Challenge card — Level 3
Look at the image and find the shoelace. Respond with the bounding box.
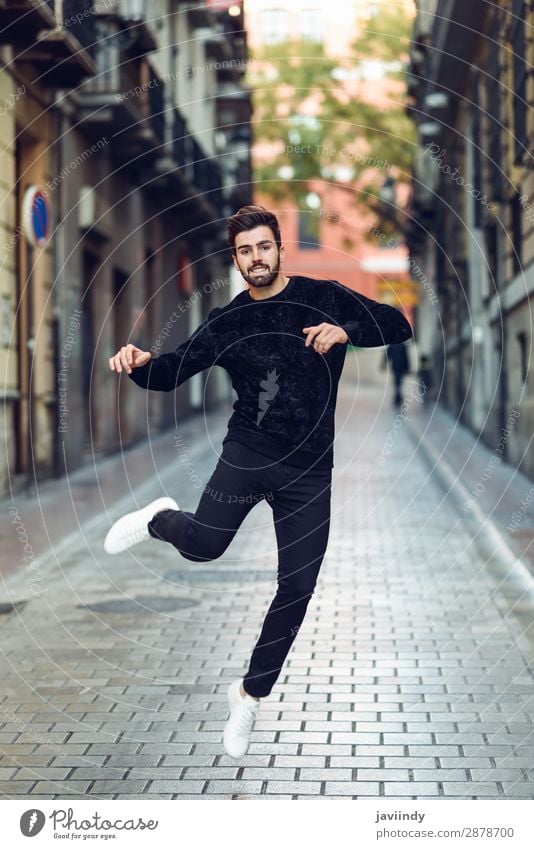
[128,517,150,544]
[235,700,259,735]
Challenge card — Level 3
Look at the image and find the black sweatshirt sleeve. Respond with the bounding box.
[330,279,413,347]
[127,309,219,392]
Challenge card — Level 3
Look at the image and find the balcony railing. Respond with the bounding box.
[171,110,224,214]
[1,0,98,85]
[62,0,98,61]
[79,24,140,98]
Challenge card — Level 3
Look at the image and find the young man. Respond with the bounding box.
[105,204,413,758]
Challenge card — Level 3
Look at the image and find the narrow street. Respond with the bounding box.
[1,372,534,800]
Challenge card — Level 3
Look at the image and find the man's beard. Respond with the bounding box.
[241,256,280,288]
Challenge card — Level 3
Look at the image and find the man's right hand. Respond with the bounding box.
[108,344,152,375]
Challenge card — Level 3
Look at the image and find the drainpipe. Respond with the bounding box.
[497,227,509,459]
[51,91,64,478]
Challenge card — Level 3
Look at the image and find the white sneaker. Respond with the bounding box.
[223,679,260,759]
[103,496,179,554]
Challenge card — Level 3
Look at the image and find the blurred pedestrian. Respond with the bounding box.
[382,340,410,407]
[418,353,433,405]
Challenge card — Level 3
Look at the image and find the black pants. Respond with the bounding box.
[147,439,332,698]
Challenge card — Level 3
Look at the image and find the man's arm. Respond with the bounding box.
[332,280,413,347]
[127,309,219,392]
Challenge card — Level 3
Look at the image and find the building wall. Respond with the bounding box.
[408,0,534,477]
[1,0,250,498]
[0,63,21,495]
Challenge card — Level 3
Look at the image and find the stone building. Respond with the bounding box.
[0,0,252,495]
[406,0,534,475]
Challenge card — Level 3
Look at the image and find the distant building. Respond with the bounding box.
[244,0,416,382]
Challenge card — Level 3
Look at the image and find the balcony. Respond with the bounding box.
[8,0,98,87]
[206,1,247,79]
[141,107,225,228]
[0,0,56,41]
[75,26,165,168]
[217,87,252,133]
[91,0,158,55]
[187,3,214,30]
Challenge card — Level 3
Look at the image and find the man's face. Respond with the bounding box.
[232,225,284,288]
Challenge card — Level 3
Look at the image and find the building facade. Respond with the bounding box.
[407,0,534,476]
[0,0,252,496]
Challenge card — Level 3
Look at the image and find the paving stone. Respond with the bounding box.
[160,754,216,767]
[0,781,36,795]
[182,767,239,779]
[104,755,160,767]
[11,767,72,780]
[31,781,92,794]
[330,733,381,744]
[67,768,128,780]
[356,769,412,781]
[204,780,262,794]
[299,769,352,781]
[441,783,501,797]
[147,780,205,793]
[278,732,328,743]
[500,784,534,798]
[0,767,17,778]
[241,767,296,780]
[264,781,321,794]
[383,782,441,796]
[90,780,149,793]
[271,755,323,767]
[413,769,469,781]
[325,782,379,795]
[330,757,380,768]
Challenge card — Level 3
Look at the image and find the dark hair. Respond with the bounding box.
[227,204,281,254]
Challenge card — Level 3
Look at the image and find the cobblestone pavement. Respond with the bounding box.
[1,373,534,800]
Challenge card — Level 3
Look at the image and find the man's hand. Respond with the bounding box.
[108,344,151,375]
[302,323,349,354]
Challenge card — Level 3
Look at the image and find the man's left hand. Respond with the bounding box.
[302,323,349,354]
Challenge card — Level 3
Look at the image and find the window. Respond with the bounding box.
[299,9,322,43]
[261,9,289,45]
[298,207,321,249]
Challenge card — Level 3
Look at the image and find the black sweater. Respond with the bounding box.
[128,275,413,469]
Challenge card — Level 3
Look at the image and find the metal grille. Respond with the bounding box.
[62,0,98,60]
